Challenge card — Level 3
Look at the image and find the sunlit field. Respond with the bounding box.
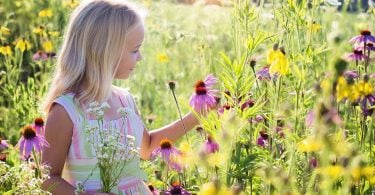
[1,0,375,194]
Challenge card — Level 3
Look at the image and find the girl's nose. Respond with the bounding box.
[137,52,142,61]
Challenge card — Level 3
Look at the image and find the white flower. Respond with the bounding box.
[117,107,129,117]
[101,102,110,110]
[126,135,135,141]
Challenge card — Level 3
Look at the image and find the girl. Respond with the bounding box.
[41,0,201,194]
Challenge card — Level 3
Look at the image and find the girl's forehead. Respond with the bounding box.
[127,24,144,46]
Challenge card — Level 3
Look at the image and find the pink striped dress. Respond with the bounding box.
[53,87,150,194]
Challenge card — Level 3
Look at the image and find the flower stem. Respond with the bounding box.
[170,88,190,145]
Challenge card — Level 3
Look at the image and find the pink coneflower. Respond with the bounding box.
[33,117,45,135]
[151,138,182,172]
[310,156,318,168]
[0,139,8,152]
[343,70,359,79]
[204,136,219,154]
[344,49,368,61]
[349,30,375,44]
[32,50,48,61]
[164,181,190,195]
[256,66,271,81]
[355,42,375,52]
[17,125,49,159]
[241,99,255,111]
[189,75,218,111]
[360,95,375,117]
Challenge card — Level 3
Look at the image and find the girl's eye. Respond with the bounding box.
[132,50,139,54]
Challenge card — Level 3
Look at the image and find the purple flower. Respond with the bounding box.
[151,138,182,172]
[310,156,318,168]
[344,50,368,61]
[256,66,271,81]
[349,30,375,44]
[17,125,49,159]
[257,130,268,147]
[164,182,190,195]
[189,75,218,111]
[32,50,48,61]
[241,99,255,111]
[360,95,375,117]
[355,42,375,52]
[305,110,315,128]
[343,70,359,79]
[0,139,9,152]
[33,117,45,135]
[204,136,219,154]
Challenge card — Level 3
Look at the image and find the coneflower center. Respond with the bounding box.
[22,125,36,139]
[160,139,172,149]
[34,118,44,126]
[195,86,207,95]
[194,80,205,88]
[360,30,371,36]
[353,50,363,55]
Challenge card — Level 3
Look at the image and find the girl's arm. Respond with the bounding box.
[140,111,199,160]
[41,104,76,194]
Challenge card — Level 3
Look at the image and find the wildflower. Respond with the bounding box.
[0,139,8,152]
[38,9,53,18]
[305,110,315,128]
[156,53,169,63]
[0,44,12,56]
[310,156,318,168]
[32,51,48,61]
[267,44,289,76]
[48,31,60,37]
[189,74,218,111]
[164,181,190,195]
[256,66,272,81]
[151,138,182,171]
[168,80,176,91]
[360,94,375,117]
[0,26,10,35]
[32,26,47,37]
[17,125,49,159]
[336,76,351,101]
[15,38,31,52]
[344,49,368,61]
[349,30,375,44]
[343,70,359,79]
[240,99,255,111]
[309,21,321,33]
[203,135,219,154]
[297,138,322,152]
[33,118,45,135]
[325,165,344,178]
[42,40,53,52]
[355,42,375,52]
[198,181,232,195]
[257,130,268,147]
[63,0,80,9]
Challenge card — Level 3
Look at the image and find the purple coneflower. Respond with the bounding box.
[256,66,272,81]
[33,117,45,135]
[349,30,375,44]
[310,156,318,168]
[0,139,8,161]
[355,42,375,52]
[151,138,182,172]
[204,136,219,154]
[343,70,359,79]
[189,75,218,111]
[344,49,368,61]
[164,182,190,195]
[241,99,255,111]
[32,50,48,61]
[17,125,49,159]
[360,94,375,117]
[148,184,160,195]
[257,130,268,147]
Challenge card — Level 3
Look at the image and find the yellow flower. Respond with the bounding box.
[351,167,361,181]
[297,138,322,152]
[0,45,12,56]
[48,31,60,37]
[0,27,10,36]
[356,80,373,96]
[309,21,321,33]
[198,182,233,195]
[336,76,350,101]
[33,26,47,37]
[38,9,53,18]
[326,165,344,178]
[43,40,53,52]
[15,38,31,52]
[63,0,79,9]
[156,53,169,63]
[267,48,289,75]
[207,152,226,167]
[361,166,375,179]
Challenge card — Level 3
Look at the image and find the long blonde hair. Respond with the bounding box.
[42,0,143,114]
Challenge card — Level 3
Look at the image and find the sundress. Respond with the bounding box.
[53,87,150,194]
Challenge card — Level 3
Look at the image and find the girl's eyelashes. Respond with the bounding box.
[132,50,139,54]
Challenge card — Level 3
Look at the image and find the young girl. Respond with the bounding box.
[41,0,201,194]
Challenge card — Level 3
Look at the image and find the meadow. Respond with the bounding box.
[0,0,375,194]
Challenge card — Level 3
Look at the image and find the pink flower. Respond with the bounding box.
[17,125,49,159]
[189,75,218,111]
[349,30,375,44]
[32,50,48,61]
[204,136,219,154]
[32,117,45,135]
[164,182,190,195]
[344,49,368,61]
[256,66,272,81]
[151,138,182,172]
[343,70,359,79]
[257,130,268,147]
[0,139,9,152]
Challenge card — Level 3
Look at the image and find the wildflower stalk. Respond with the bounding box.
[168,82,190,145]
[31,149,41,179]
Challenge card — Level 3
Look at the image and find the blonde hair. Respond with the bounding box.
[42,0,143,114]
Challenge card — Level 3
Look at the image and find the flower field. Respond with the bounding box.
[1,0,375,194]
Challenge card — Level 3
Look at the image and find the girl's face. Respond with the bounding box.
[115,23,144,79]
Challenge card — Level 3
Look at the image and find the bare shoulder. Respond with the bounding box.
[45,103,73,135]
